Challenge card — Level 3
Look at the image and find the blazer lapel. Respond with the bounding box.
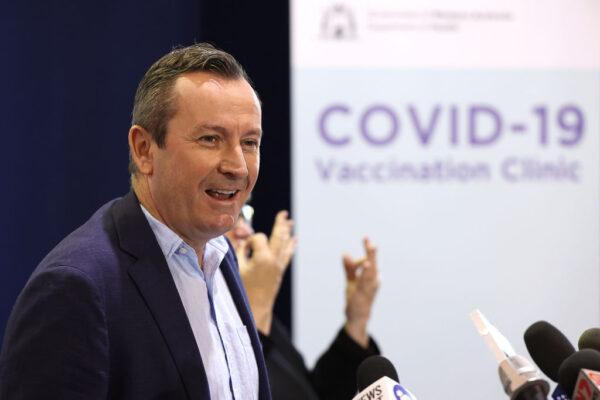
[220,247,272,400]
[111,192,209,400]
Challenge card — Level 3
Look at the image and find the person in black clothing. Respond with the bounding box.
[225,207,381,400]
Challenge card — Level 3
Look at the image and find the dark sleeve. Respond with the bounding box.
[258,331,273,355]
[259,320,320,400]
[0,265,109,399]
[311,327,380,400]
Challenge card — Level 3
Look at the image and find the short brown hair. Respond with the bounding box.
[129,43,251,174]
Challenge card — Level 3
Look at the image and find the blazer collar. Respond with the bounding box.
[110,191,210,400]
[111,192,272,400]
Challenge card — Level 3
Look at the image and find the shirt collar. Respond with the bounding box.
[141,205,184,259]
[140,205,229,275]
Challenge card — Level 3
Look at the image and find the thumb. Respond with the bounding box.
[343,254,357,280]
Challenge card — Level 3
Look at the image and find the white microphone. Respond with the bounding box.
[353,355,417,400]
[352,376,416,400]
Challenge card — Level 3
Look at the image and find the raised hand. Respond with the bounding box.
[237,210,296,334]
[343,237,380,348]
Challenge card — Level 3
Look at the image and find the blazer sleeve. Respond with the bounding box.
[310,327,380,400]
[0,265,109,400]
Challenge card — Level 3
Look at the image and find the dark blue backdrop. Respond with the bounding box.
[0,0,291,342]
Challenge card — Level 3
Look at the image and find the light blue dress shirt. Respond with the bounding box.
[141,206,258,400]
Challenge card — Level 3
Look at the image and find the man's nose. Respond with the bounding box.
[218,144,248,179]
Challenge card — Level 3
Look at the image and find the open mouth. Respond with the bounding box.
[206,189,239,200]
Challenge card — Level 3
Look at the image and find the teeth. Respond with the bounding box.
[212,190,236,195]
[206,189,237,200]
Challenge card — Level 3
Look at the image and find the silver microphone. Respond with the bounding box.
[470,309,549,400]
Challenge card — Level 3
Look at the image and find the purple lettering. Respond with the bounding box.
[360,105,399,146]
[469,105,502,146]
[532,106,548,146]
[557,105,585,147]
[501,157,518,182]
[408,105,441,145]
[315,159,336,181]
[319,104,352,146]
[450,105,459,146]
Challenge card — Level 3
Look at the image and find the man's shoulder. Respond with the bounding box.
[37,196,126,279]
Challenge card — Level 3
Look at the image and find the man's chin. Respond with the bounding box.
[201,214,237,239]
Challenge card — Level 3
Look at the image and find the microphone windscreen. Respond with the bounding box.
[524,320,575,382]
[356,355,399,392]
[579,328,600,351]
[557,349,600,395]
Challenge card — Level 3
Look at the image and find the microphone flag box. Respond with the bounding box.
[573,369,600,400]
[551,385,570,400]
[352,376,417,400]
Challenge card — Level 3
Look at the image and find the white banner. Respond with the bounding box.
[292,1,600,398]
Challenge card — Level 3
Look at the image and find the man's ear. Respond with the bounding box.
[128,125,155,175]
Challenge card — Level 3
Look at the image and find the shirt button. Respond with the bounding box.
[178,247,187,255]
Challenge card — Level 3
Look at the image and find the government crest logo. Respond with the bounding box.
[321,4,357,40]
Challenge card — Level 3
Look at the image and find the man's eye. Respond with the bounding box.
[242,139,260,149]
[199,135,218,144]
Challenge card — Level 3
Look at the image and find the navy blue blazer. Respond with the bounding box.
[0,192,271,400]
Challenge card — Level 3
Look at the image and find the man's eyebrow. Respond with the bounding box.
[194,124,228,135]
[194,123,262,137]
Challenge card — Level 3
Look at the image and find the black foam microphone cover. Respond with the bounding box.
[579,328,600,351]
[557,349,600,395]
[356,355,399,392]
[524,320,575,382]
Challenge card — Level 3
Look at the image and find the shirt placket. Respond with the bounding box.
[202,250,238,400]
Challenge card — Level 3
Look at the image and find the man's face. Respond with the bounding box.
[147,71,262,244]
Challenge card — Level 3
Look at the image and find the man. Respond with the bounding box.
[226,208,381,400]
[0,44,270,400]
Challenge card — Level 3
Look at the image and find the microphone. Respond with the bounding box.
[523,321,575,399]
[498,354,551,400]
[470,309,550,400]
[524,321,576,382]
[571,369,600,400]
[356,355,399,391]
[579,328,600,352]
[353,355,417,400]
[558,349,600,396]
